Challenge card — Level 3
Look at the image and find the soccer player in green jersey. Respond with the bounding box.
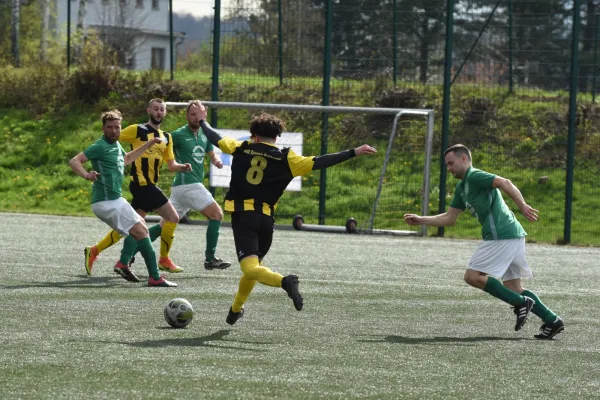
[68,110,177,287]
[197,104,377,325]
[84,99,192,280]
[168,100,231,270]
[404,144,564,339]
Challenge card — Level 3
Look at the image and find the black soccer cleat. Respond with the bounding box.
[204,257,232,270]
[534,317,565,340]
[282,274,303,311]
[513,296,535,331]
[226,307,244,325]
[113,261,141,283]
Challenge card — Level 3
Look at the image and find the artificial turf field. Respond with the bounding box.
[1,212,599,399]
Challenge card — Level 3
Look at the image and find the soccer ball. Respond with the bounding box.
[164,298,194,329]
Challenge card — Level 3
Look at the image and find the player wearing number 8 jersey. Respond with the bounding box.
[197,107,377,325]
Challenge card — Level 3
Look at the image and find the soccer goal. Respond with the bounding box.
[165,101,435,236]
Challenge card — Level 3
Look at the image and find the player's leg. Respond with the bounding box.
[201,202,231,269]
[466,239,534,330]
[256,213,303,311]
[140,184,182,273]
[181,183,231,270]
[128,221,176,287]
[502,240,564,339]
[84,229,122,275]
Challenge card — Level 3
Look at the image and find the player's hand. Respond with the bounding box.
[520,204,539,222]
[404,214,422,225]
[213,159,223,169]
[86,171,100,182]
[355,144,377,156]
[181,163,193,172]
[148,137,163,147]
[198,101,208,120]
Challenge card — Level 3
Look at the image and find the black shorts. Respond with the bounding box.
[129,181,169,213]
[231,211,274,261]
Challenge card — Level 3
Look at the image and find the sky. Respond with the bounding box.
[173,0,232,18]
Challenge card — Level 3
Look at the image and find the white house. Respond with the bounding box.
[54,0,185,71]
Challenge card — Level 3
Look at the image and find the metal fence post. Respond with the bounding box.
[508,0,513,93]
[211,0,221,128]
[278,0,283,85]
[438,0,454,237]
[319,0,333,225]
[67,0,71,71]
[169,0,174,80]
[393,0,398,86]
[564,0,581,244]
[593,12,599,103]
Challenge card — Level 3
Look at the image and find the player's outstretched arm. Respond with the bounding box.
[166,159,193,173]
[404,207,462,227]
[492,176,539,222]
[69,153,100,181]
[124,137,162,165]
[311,144,377,170]
[199,120,223,147]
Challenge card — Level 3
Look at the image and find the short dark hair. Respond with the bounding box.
[249,113,285,139]
[444,144,472,161]
[101,109,122,126]
[186,100,202,113]
[148,98,165,107]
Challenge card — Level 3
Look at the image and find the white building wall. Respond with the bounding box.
[55,0,169,31]
[135,36,172,71]
[54,0,175,71]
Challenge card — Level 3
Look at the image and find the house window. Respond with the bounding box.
[152,0,159,10]
[151,48,165,70]
[136,0,143,8]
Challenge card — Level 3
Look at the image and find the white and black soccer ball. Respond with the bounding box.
[164,298,194,329]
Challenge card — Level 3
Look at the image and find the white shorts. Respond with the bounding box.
[170,183,215,218]
[468,237,532,281]
[91,198,143,237]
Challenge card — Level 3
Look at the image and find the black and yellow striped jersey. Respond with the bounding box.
[217,138,315,216]
[119,123,174,186]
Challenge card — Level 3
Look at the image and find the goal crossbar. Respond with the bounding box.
[166,101,435,236]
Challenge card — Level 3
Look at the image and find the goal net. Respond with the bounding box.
[164,101,434,236]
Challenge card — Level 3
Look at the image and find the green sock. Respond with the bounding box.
[126,224,163,262]
[521,289,558,323]
[119,235,138,265]
[137,237,160,280]
[148,224,163,242]
[483,277,525,306]
[205,219,221,261]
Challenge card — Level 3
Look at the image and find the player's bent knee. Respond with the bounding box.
[463,270,480,287]
[129,223,149,240]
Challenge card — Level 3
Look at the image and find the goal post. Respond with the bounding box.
[165,101,435,236]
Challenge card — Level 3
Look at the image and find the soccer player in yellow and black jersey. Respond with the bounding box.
[197,105,377,325]
[84,99,192,282]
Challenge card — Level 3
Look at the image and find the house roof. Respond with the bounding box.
[89,25,186,39]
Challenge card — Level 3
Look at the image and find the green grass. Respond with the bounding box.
[1,212,598,399]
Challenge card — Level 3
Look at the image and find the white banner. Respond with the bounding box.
[209,130,304,191]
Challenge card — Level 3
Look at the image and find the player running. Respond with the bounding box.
[404,144,564,339]
[197,104,377,325]
[69,109,176,287]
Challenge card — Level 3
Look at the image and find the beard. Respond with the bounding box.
[188,121,200,130]
[150,116,163,125]
[104,134,118,143]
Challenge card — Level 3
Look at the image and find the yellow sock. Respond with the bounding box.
[240,257,283,288]
[160,221,177,258]
[95,229,122,254]
[232,275,257,312]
